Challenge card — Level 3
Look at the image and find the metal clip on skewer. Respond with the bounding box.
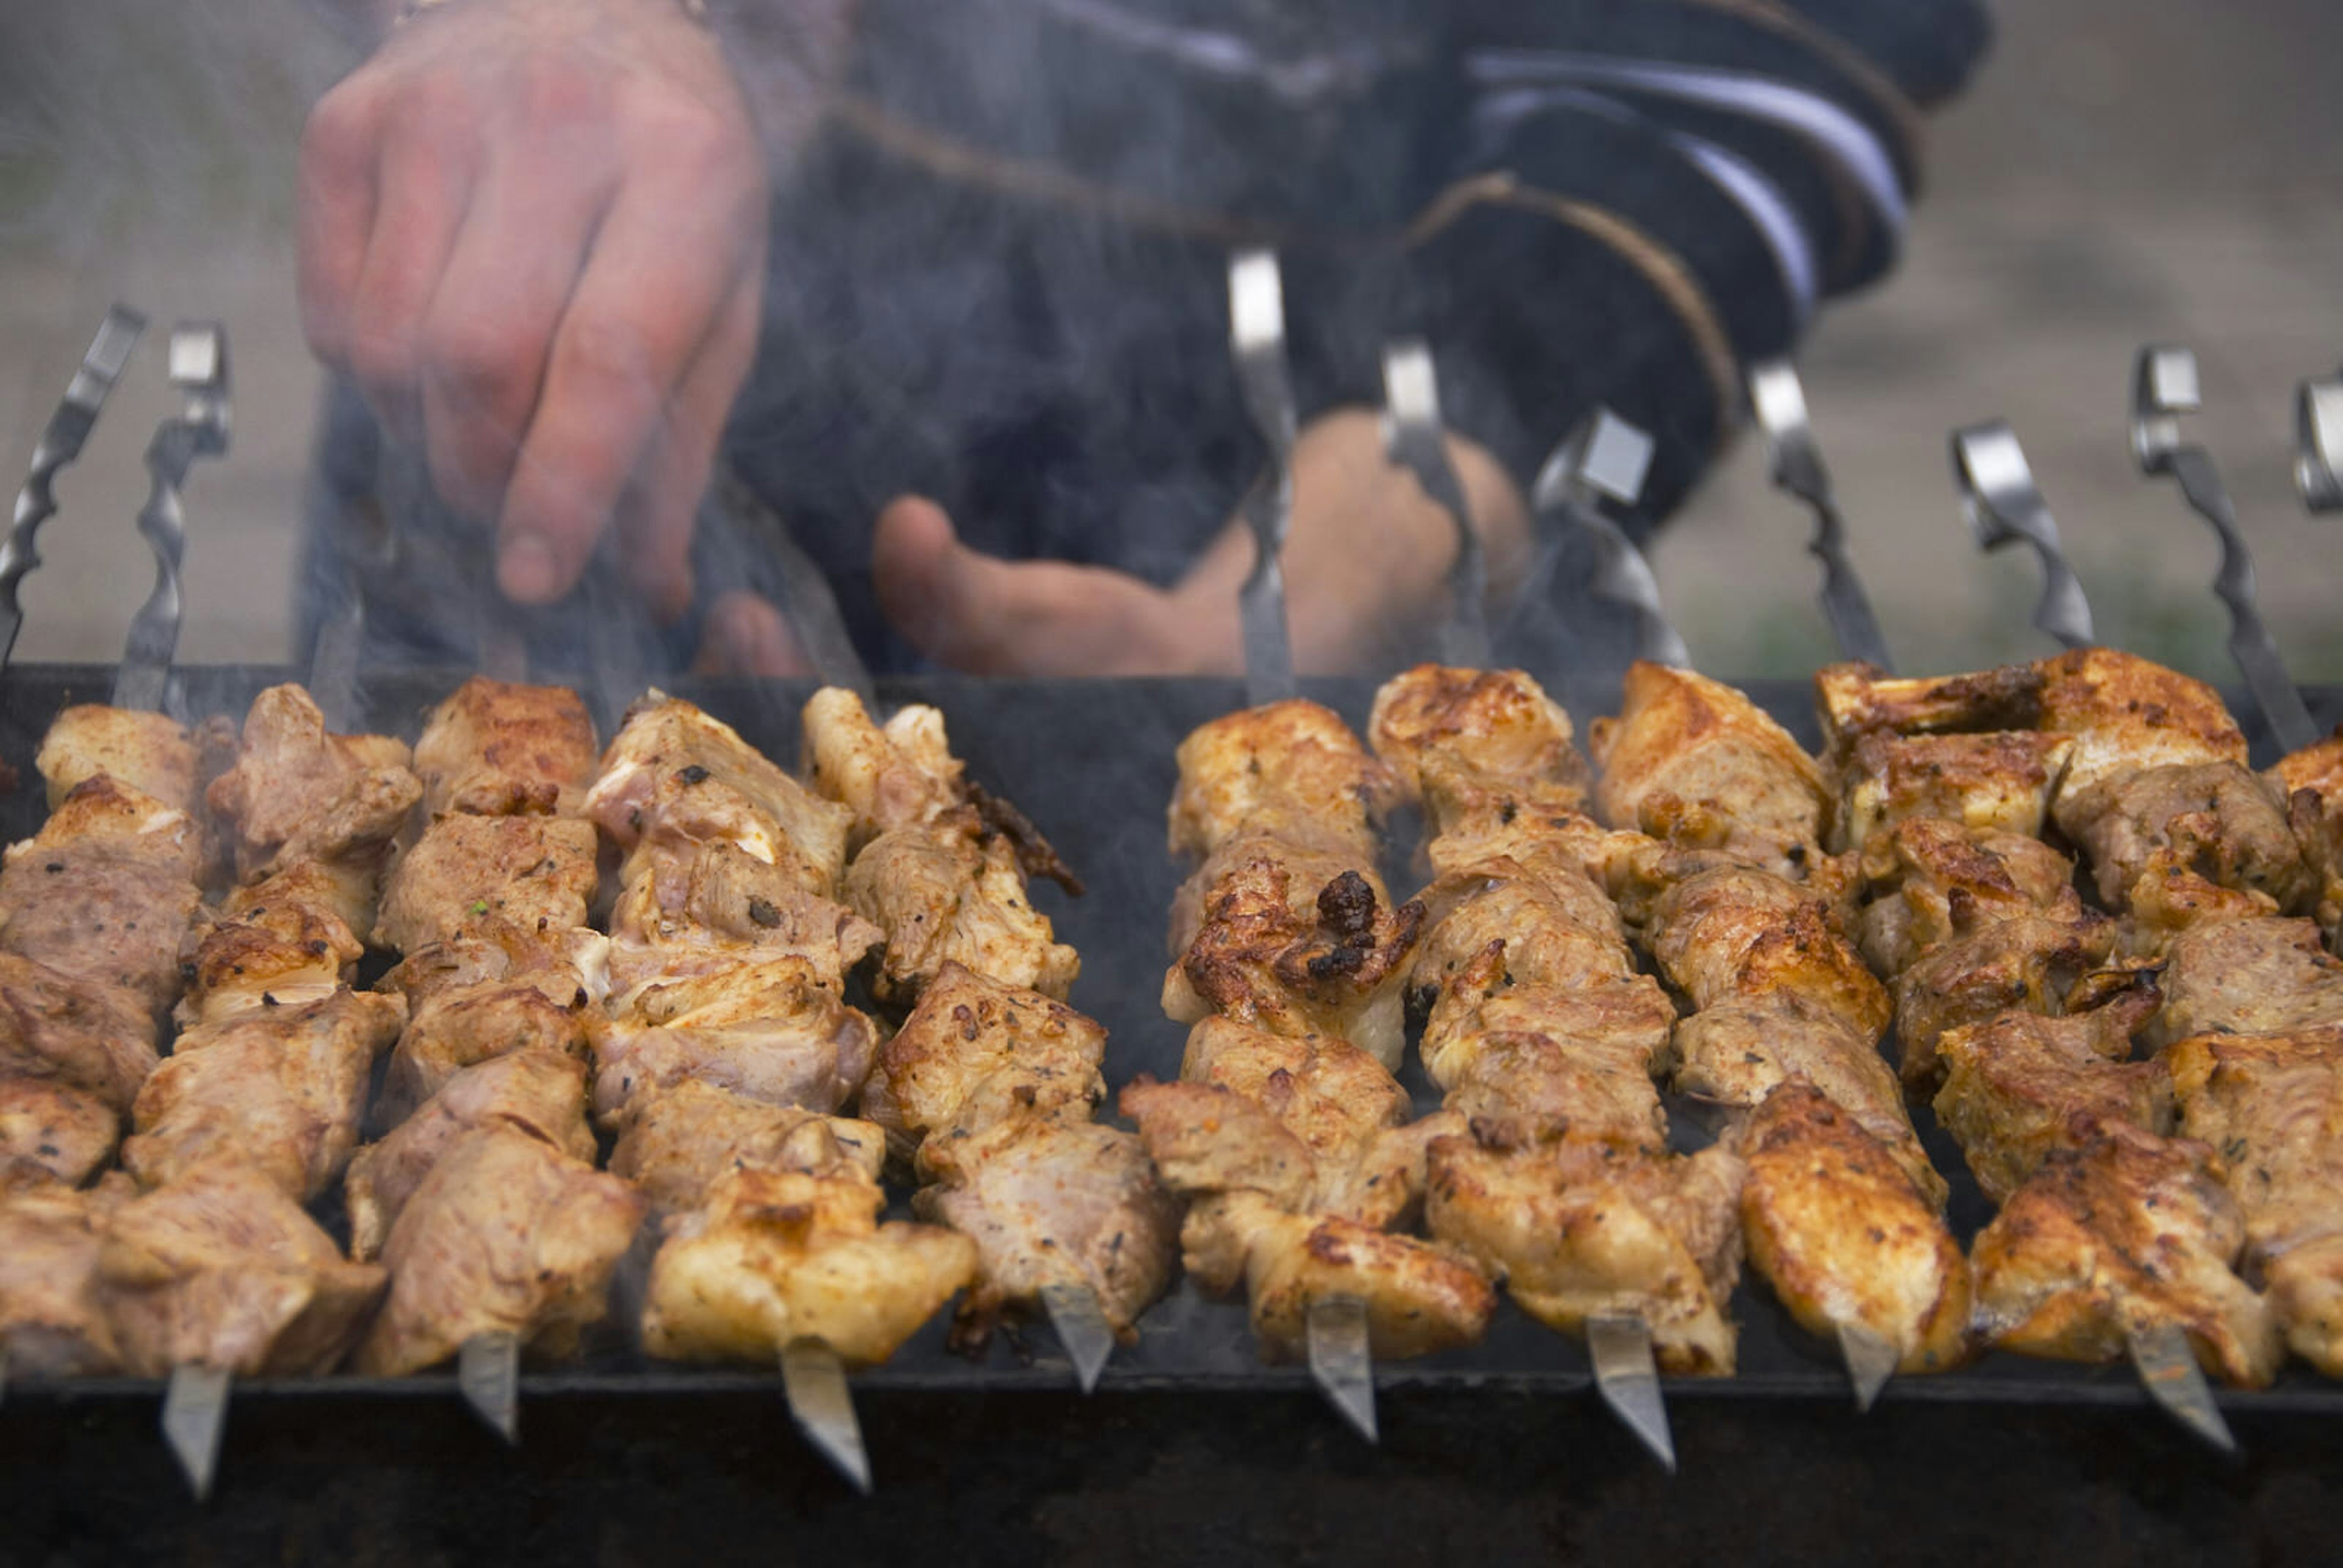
[2131,345,2318,753]
[1747,360,1895,672]
[2297,369,2343,515]
[1229,250,1298,706]
[1527,408,1686,670]
[114,323,229,716]
[1380,340,1489,668]
[1,306,147,672]
[1950,421,2094,651]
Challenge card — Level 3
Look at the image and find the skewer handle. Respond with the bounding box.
[1527,410,1686,669]
[2297,372,2343,514]
[1747,360,1895,671]
[1950,420,2095,650]
[113,323,230,714]
[1229,250,1298,705]
[1380,340,1490,668]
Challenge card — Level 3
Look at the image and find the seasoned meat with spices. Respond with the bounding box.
[1933,998,2170,1204]
[373,813,599,953]
[610,1079,885,1213]
[846,811,1078,1009]
[800,687,964,849]
[1167,699,1399,862]
[412,675,597,818]
[0,1176,131,1374]
[592,958,879,1126]
[863,962,1106,1164]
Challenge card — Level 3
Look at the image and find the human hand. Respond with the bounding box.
[298,0,768,619]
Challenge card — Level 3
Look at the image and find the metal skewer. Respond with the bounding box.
[1380,340,1489,668]
[2297,370,2342,515]
[781,1337,871,1493]
[1747,360,1895,671]
[1525,408,1686,669]
[1836,1320,1900,1414]
[2130,344,2318,753]
[1306,1295,1377,1443]
[113,323,229,715]
[0,305,145,672]
[1950,420,2095,650]
[1228,250,1298,706]
[2127,1321,2237,1456]
[458,1330,522,1445]
[163,1362,232,1501]
[1041,1281,1118,1395]
[1587,1311,1675,1472]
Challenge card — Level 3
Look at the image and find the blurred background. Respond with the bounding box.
[0,0,2337,679]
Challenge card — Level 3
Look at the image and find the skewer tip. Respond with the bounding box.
[1040,1282,1117,1395]
[781,1338,872,1494]
[2126,1323,2239,1458]
[1305,1295,1378,1445]
[1835,1320,1899,1414]
[162,1363,232,1503]
[458,1331,522,1446]
[1588,1312,1676,1473]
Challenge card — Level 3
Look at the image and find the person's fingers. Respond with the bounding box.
[691,589,814,678]
[417,131,610,523]
[295,78,383,369]
[495,116,760,605]
[344,102,478,448]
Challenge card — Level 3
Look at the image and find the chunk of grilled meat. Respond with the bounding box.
[1969,1116,2280,1387]
[355,1123,646,1375]
[0,1077,120,1190]
[345,1047,597,1260]
[1588,662,1829,877]
[863,962,1107,1167]
[1738,1082,1972,1373]
[2032,648,2248,828]
[1854,816,2088,977]
[376,928,600,1123]
[1426,1127,1744,1374]
[2169,1029,2343,1376]
[123,988,405,1201]
[605,840,880,995]
[99,1162,386,1377]
[592,958,879,1127]
[800,687,965,850]
[1367,665,1591,835]
[846,810,1078,1009]
[1814,660,2048,757]
[585,692,852,899]
[2067,761,2312,914]
[610,1079,885,1213]
[2273,726,2343,804]
[206,684,420,919]
[35,705,209,819]
[1892,913,2116,1090]
[1641,861,1891,1042]
[1932,993,2170,1205]
[2292,788,2343,950]
[0,1175,131,1373]
[175,861,367,1026]
[373,813,599,953]
[0,951,159,1113]
[1407,857,1636,1003]
[1832,729,2075,854]
[2150,916,2343,1047]
[411,675,599,818]
[641,1165,977,1368]
[0,775,206,1018]
[1168,700,1400,864]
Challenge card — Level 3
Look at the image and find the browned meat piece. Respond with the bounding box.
[1420,798,1647,900]
[1832,729,2075,853]
[206,685,420,913]
[345,1048,596,1259]
[592,958,879,1126]
[378,950,597,1124]
[1164,836,1422,1070]
[1406,858,1635,1003]
[373,813,599,954]
[1854,817,2086,976]
[2066,761,2312,914]
[1934,999,2170,1204]
[916,1112,1181,1347]
[0,1176,130,1373]
[0,777,205,1016]
[585,693,852,898]
[1893,913,2115,1089]
[1672,994,1945,1206]
[2117,863,2280,962]
[99,1163,386,1376]
[355,1124,646,1375]
[2151,916,2343,1046]
[2032,648,2247,824]
[2168,1029,2343,1376]
[800,687,964,849]
[176,861,367,1027]
[1589,662,1829,877]
[1739,1083,1972,1373]
[1167,699,1400,862]
[610,1079,885,1212]
[845,811,1078,1009]
[1644,863,1891,1042]
[606,840,880,995]
[2292,789,2343,949]
[0,1079,120,1189]
[863,963,1106,1163]
[2273,726,2343,804]
[0,951,159,1112]
[1426,1128,1744,1374]
[35,705,205,816]
[1367,665,1591,833]
[641,1165,977,1367]
[411,675,598,818]
[1178,1015,1408,1158]
[124,988,405,1200]
[1971,1117,2278,1386]
[1813,660,2046,756]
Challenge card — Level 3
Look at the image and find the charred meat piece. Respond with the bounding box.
[641,1165,977,1368]
[606,840,880,995]
[2169,1029,2343,1376]
[1589,661,1829,878]
[846,810,1078,1009]
[611,1079,885,1214]
[1643,862,1891,1043]
[1738,1082,1972,1373]
[1407,858,1635,1003]
[0,1079,121,1190]
[1933,998,2170,1205]
[592,958,880,1127]
[1813,660,2047,758]
[2067,761,2312,914]
[99,1162,386,1377]
[1832,728,2074,854]
[373,813,599,953]
[412,675,598,818]
[35,705,209,819]
[0,1176,131,1374]
[2151,916,2343,1046]
[378,938,598,1124]
[0,776,206,1017]
[863,962,1106,1165]
[345,1047,597,1260]
[355,1123,646,1376]
[2273,725,2343,804]
[1167,699,1400,863]
[800,688,965,849]
[0,951,159,1113]
[1969,1116,2280,1387]
[176,861,367,1026]
[1367,664,1591,833]
[1892,913,2115,1090]
[1854,816,2087,977]
[2032,648,2248,827]
[124,988,405,1201]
